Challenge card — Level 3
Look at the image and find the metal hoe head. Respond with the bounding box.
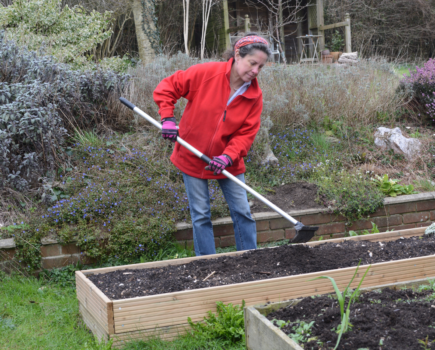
[289,225,319,244]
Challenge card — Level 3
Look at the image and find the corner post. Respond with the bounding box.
[244,14,251,33]
[345,13,352,53]
[316,0,325,50]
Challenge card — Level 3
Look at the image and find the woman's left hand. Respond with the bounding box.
[205,155,233,175]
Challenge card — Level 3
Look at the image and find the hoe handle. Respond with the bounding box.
[119,97,301,228]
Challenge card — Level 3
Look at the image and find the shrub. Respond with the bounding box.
[314,161,385,222]
[0,32,130,194]
[126,54,405,134]
[11,133,229,269]
[401,58,435,124]
[0,0,113,66]
[246,128,342,187]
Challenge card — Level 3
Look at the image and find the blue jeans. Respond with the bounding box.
[182,172,257,256]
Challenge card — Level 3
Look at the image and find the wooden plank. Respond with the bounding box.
[76,277,110,313]
[82,250,248,276]
[79,302,109,342]
[110,324,189,348]
[319,21,348,31]
[307,227,425,246]
[76,271,110,332]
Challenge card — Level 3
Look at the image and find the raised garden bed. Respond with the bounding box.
[245,279,435,350]
[75,226,435,347]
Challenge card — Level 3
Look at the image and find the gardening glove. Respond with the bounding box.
[205,155,233,175]
[161,117,178,142]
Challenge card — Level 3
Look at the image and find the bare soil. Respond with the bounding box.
[88,235,435,300]
[267,287,435,350]
[249,182,325,213]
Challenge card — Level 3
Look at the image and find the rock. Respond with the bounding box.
[425,223,435,236]
[256,115,279,166]
[374,127,422,160]
[0,238,15,249]
[261,149,279,166]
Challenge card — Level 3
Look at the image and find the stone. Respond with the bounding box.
[256,116,279,166]
[425,223,435,236]
[0,238,15,249]
[374,127,422,160]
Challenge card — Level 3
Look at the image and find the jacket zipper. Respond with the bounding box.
[223,110,227,122]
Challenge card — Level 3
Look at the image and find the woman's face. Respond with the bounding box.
[234,49,269,82]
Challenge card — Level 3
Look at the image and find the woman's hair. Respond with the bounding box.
[224,32,271,61]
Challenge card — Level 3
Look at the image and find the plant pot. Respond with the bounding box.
[330,51,343,63]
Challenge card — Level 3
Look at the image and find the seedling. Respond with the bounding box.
[418,335,435,350]
[349,222,380,237]
[310,261,371,350]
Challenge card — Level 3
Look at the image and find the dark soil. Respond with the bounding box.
[267,287,435,350]
[88,235,435,300]
[249,182,325,213]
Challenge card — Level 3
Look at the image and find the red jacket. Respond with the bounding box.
[153,58,263,179]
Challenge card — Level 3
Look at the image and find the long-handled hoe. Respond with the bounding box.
[120,97,318,244]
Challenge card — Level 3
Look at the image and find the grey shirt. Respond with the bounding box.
[227,81,251,106]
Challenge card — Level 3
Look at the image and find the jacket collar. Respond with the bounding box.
[225,58,262,100]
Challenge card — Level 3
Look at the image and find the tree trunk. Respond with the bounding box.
[132,0,156,64]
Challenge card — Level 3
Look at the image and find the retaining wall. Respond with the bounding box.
[1,192,434,271]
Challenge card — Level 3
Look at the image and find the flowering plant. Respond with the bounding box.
[401,58,435,123]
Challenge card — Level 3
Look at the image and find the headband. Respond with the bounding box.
[235,36,269,50]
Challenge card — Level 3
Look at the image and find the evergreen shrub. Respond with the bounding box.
[0,32,130,194]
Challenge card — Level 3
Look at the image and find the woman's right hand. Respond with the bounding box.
[161,117,178,142]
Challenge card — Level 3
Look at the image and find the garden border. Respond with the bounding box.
[75,226,433,348]
[1,192,434,271]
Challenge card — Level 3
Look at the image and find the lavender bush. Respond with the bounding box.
[0,32,130,194]
[126,54,405,130]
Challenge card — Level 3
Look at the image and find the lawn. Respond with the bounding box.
[0,270,247,350]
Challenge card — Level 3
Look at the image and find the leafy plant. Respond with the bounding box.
[310,261,371,350]
[372,174,418,197]
[315,165,385,222]
[188,301,246,344]
[39,262,83,287]
[417,279,435,292]
[289,320,315,344]
[272,318,290,329]
[330,30,344,52]
[349,222,380,237]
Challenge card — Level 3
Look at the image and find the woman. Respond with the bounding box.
[153,33,270,256]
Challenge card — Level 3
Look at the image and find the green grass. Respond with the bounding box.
[0,274,93,350]
[121,336,245,350]
[394,64,416,78]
